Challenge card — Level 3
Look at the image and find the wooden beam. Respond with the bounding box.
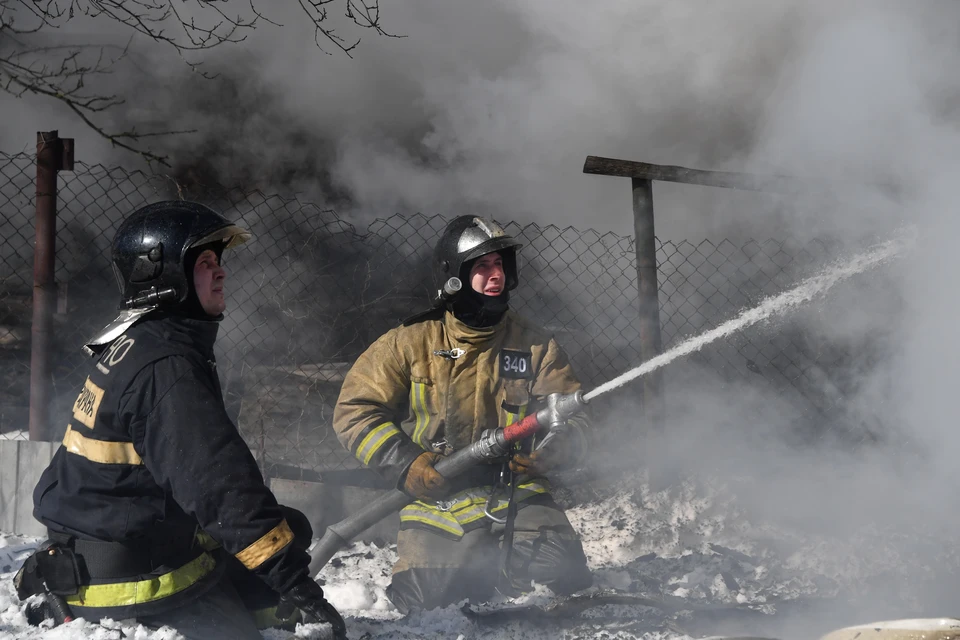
[583,155,803,194]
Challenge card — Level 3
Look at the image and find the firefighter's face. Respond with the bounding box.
[193,249,226,315]
[469,252,505,296]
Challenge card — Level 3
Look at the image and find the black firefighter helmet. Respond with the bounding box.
[432,215,522,303]
[83,201,250,355]
[111,200,250,310]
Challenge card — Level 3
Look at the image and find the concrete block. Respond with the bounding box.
[15,441,57,537]
[0,440,57,536]
[0,440,19,534]
[271,478,399,546]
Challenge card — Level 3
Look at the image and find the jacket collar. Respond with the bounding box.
[143,312,220,354]
[442,309,506,345]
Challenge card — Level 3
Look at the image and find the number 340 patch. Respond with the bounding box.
[500,349,532,379]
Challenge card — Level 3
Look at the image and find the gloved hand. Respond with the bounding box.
[401,451,450,501]
[509,429,582,477]
[280,578,347,639]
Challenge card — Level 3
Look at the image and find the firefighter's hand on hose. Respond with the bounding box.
[280,578,347,639]
[401,451,450,501]
[509,429,582,477]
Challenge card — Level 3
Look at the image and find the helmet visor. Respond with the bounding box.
[191,224,252,250]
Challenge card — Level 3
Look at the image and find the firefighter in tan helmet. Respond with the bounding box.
[334,215,593,612]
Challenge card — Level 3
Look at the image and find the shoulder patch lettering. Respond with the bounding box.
[104,335,135,367]
[73,377,105,429]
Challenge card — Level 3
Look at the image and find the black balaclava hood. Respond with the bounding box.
[450,253,511,328]
[181,241,226,320]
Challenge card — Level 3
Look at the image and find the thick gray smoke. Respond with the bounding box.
[2,1,835,235]
[617,2,960,632]
[7,1,960,635]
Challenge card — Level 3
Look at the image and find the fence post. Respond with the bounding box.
[29,131,74,441]
[631,178,664,427]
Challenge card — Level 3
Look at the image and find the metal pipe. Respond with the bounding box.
[29,132,60,441]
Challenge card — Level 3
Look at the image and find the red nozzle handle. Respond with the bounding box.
[503,413,541,443]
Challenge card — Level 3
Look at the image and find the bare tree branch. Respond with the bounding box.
[296,0,403,58]
[0,0,400,162]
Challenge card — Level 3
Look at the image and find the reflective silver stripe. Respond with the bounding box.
[400,504,464,537]
[456,503,498,526]
[356,422,401,466]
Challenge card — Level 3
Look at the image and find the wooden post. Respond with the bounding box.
[631,178,664,427]
[582,154,817,425]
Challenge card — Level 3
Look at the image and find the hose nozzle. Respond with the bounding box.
[538,390,588,430]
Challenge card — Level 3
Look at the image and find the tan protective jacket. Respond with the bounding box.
[334,309,588,492]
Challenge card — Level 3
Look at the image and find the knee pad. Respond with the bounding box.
[387,567,497,614]
[502,525,592,596]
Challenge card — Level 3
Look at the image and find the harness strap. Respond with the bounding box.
[499,466,520,581]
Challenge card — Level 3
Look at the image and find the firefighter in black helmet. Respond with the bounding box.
[334,215,593,613]
[18,202,346,639]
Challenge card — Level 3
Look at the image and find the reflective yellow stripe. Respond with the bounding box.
[503,404,527,429]
[62,424,143,465]
[410,385,421,446]
[195,531,220,551]
[516,480,549,496]
[399,505,464,537]
[357,422,401,466]
[411,383,431,448]
[64,552,215,608]
[457,504,499,526]
[400,514,464,537]
[400,481,551,533]
[235,520,294,570]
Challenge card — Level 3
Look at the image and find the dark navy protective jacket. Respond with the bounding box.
[33,314,308,614]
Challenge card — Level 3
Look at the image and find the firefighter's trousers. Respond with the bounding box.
[386,498,592,613]
[137,574,263,640]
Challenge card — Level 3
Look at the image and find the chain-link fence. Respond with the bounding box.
[0,151,885,476]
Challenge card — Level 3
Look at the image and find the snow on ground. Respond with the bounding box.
[3,474,960,639]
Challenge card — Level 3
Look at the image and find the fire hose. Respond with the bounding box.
[307,390,588,576]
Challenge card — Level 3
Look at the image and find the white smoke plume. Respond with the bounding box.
[7,1,960,635]
[2,1,834,234]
